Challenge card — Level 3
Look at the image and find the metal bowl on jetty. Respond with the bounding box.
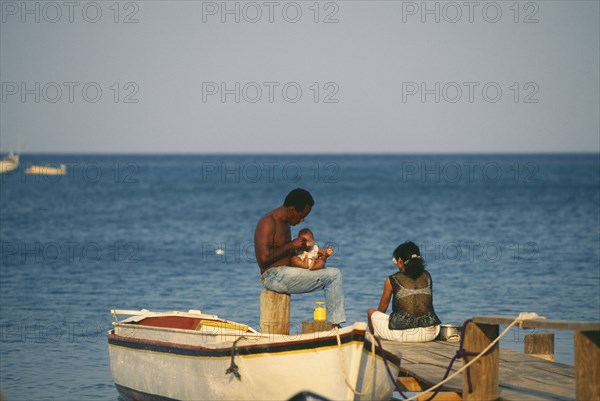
[438,324,462,342]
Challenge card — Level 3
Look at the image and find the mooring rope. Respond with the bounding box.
[372,335,409,400]
[335,330,377,396]
[422,319,480,401]
[398,312,544,401]
[225,336,248,381]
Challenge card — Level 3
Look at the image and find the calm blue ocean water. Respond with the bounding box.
[1,153,599,400]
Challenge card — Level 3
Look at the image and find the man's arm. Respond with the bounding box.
[254,216,304,270]
[290,255,308,269]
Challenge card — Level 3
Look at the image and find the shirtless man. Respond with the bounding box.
[254,188,346,325]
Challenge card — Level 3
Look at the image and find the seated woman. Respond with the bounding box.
[368,241,441,342]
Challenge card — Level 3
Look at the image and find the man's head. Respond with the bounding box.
[284,188,314,226]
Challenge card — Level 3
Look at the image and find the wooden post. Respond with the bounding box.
[259,290,290,335]
[301,321,335,334]
[462,322,499,401]
[524,333,554,362]
[574,331,600,401]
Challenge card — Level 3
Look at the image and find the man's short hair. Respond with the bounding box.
[284,188,314,211]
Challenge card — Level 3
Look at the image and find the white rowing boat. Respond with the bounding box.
[0,152,19,174]
[108,309,400,401]
[25,164,66,175]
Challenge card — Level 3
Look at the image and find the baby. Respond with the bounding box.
[290,228,334,270]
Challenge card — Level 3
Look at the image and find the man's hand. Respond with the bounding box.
[291,236,308,251]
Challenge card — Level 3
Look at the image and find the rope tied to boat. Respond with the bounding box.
[335,330,377,396]
[420,319,481,401]
[372,335,409,399]
[226,336,247,381]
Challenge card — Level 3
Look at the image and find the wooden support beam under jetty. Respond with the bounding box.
[463,322,499,401]
[524,333,555,362]
[574,331,600,401]
[301,321,335,334]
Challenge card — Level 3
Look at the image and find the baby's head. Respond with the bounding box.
[297,228,315,248]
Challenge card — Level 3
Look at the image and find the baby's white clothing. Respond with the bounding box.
[298,245,319,268]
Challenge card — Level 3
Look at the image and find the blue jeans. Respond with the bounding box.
[261,266,346,324]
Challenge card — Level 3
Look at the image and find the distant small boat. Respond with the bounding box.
[0,152,19,174]
[25,164,66,175]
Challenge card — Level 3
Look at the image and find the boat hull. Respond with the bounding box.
[25,165,66,175]
[108,319,399,401]
[0,161,18,174]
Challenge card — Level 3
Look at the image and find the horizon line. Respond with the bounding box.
[3,150,599,156]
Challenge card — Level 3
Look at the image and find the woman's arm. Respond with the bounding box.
[376,278,393,313]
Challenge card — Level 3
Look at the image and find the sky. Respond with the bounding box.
[1,0,599,154]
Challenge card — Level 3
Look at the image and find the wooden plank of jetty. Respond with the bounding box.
[472,316,600,332]
[473,316,599,400]
[381,340,576,401]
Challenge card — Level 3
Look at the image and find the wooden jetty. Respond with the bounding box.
[260,292,599,400]
[383,316,600,401]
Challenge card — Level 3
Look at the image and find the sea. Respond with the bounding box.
[0,153,599,401]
